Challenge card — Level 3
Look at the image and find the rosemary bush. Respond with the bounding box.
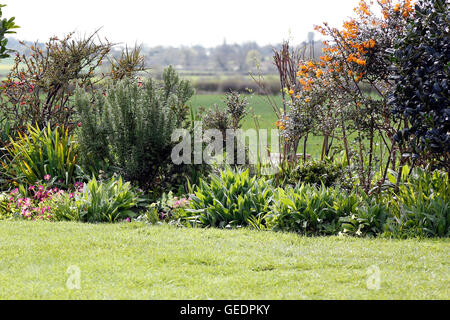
[75,67,194,189]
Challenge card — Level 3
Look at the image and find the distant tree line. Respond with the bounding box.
[5,35,325,75]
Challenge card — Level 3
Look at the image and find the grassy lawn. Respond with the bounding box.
[0,221,448,299]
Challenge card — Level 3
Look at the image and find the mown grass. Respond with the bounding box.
[0,221,448,299]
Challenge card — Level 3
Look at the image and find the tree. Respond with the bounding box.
[390,0,450,170]
[0,4,19,59]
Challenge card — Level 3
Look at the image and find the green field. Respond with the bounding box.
[0,221,448,299]
[190,94,336,159]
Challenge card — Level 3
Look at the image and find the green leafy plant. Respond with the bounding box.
[0,192,13,220]
[2,124,82,187]
[267,184,355,235]
[140,191,191,224]
[384,168,450,237]
[52,176,140,223]
[277,159,344,188]
[0,4,19,59]
[181,167,273,228]
[339,199,389,237]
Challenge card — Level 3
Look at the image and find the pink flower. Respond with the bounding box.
[44,174,51,181]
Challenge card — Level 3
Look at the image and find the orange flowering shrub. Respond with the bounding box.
[290,0,416,192]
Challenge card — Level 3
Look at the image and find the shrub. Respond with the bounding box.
[293,0,414,192]
[199,105,230,138]
[75,67,194,189]
[0,31,112,133]
[1,124,82,187]
[199,91,250,166]
[277,160,344,188]
[181,167,273,228]
[390,0,450,169]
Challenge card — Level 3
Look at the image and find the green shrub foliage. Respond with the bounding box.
[277,160,344,188]
[76,66,194,188]
[0,4,19,59]
[390,0,450,169]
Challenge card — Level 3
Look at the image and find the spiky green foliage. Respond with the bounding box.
[384,168,450,237]
[1,124,80,186]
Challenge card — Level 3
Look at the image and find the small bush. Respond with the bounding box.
[0,31,112,133]
[1,124,82,187]
[76,66,194,189]
[278,160,344,188]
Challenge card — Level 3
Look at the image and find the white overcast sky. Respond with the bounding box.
[3,0,361,47]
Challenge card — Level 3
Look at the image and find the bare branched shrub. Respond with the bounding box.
[0,30,113,134]
[108,44,147,81]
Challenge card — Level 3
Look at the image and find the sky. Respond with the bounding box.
[3,0,361,47]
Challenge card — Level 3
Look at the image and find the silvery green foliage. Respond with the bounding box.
[75,67,194,188]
